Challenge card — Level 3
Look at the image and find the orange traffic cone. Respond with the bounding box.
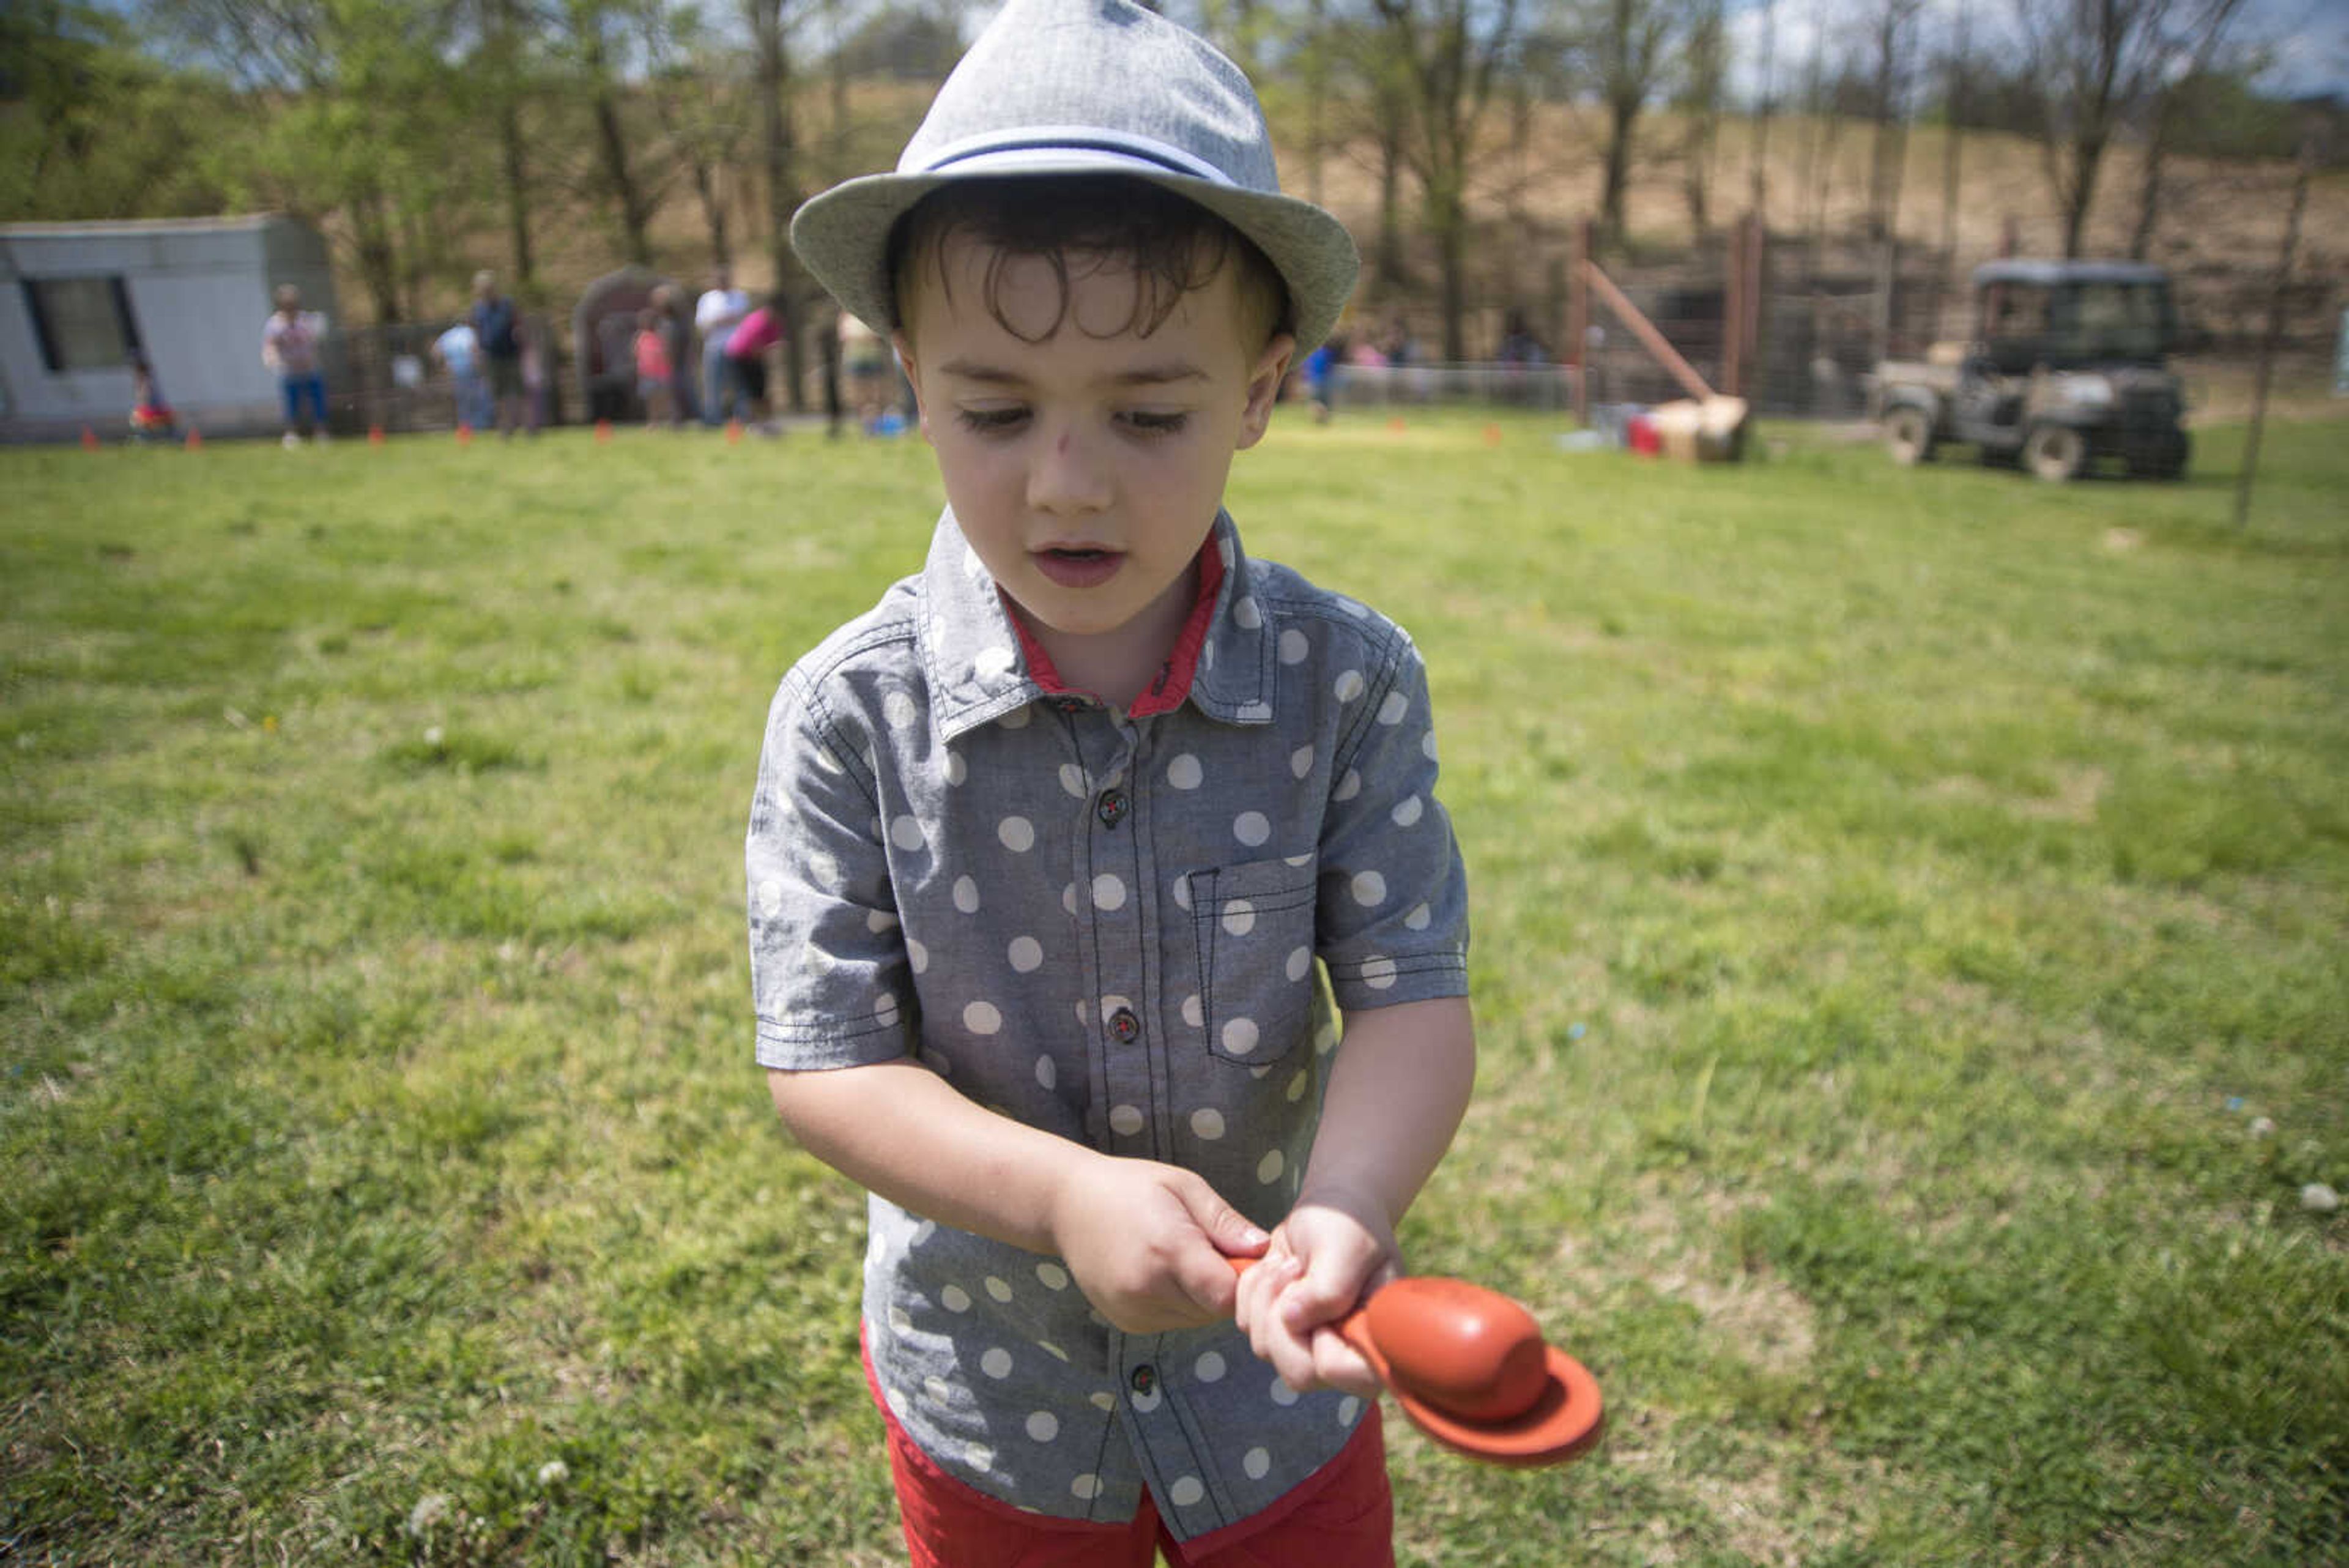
[1482,423,1502,448]
[368,425,386,446]
[1386,415,1406,435]
[184,425,204,450]
[725,418,744,445]
[456,422,473,447]
[81,426,100,451]
[594,418,614,442]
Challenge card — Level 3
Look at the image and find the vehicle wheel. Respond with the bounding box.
[1884,406,1936,466]
[2023,422,2088,483]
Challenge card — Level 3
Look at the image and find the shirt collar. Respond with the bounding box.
[919,509,1278,742]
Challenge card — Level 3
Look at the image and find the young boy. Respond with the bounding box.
[749,1,1474,1560]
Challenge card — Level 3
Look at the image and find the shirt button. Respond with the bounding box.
[1110,1008,1141,1043]
[1055,697,1085,714]
[1096,789,1129,828]
[1130,1364,1156,1395]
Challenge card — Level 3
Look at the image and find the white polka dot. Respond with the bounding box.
[1026,1411,1059,1442]
[889,1304,913,1334]
[1100,995,1132,1024]
[805,849,841,888]
[1391,795,1423,827]
[953,875,981,913]
[1286,1069,1310,1103]
[924,1375,954,1405]
[1237,700,1272,722]
[884,691,919,727]
[1285,946,1312,983]
[1040,1339,1070,1361]
[1171,876,1193,910]
[941,1285,970,1312]
[1377,690,1409,726]
[1009,935,1044,972]
[1278,629,1309,664]
[1167,754,1203,789]
[1203,642,1218,671]
[890,815,924,850]
[1110,1104,1145,1136]
[1217,535,1235,569]
[906,938,929,975]
[875,994,900,1027]
[1422,730,1439,761]
[1334,669,1366,703]
[964,1000,1002,1035]
[1190,1108,1225,1140]
[1316,1019,1340,1054]
[1195,1351,1227,1383]
[981,1347,1013,1378]
[946,751,968,785]
[968,1447,994,1473]
[1222,1017,1259,1056]
[911,1220,935,1244]
[1234,811,1270,847]
[996,705,1032,730]
[1063,882,1079,916]
[1233,595,1262,630]
[1332,769,1362,802]
[1338,1395,1362,1425]
[1089,1391,1116,1412]
[1072,1473,1103,1500]
[973,645,1015,680]
[1059,763,1089,798]
[985,1276,1014,1303]
[1220,899,1256,937]
[867,908,899,933]
[1170,1476,1204,1508]
[1405,902,1431,931]
[1036,1261,1069,1291]
[1269,1375,1300,1406]
[1131,1383,1162,1413]
[1092,874,1126,910]
[1351,871,1387,906]
[1257,1148,1285,1183]
[1035,1054,1056,1090]
[1362,956,1398,990]
[998,816,1035,852]
[755,877,785,917]
[1244,1447,1272,1481]
[1181,993,1204,1028]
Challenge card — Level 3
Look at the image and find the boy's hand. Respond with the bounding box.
[1049,1157,1267,1334]
[1234,1192,1397,1399]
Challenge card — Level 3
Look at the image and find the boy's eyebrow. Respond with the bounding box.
[936,357,1209,387]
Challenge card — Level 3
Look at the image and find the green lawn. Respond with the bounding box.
[4,410,2344,1565]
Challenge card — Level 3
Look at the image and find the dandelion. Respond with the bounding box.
[407,1493,453,1535]
[537,1460,570,1487]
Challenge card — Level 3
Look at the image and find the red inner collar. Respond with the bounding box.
[1005,538,1226,716]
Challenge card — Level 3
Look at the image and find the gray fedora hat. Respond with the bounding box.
[791,0,1358,354]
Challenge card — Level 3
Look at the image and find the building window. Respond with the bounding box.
[22,277,143,373]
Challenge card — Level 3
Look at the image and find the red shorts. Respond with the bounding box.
[866,1343,1393,1567]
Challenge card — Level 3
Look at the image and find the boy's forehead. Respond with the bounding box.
[902,229,1244,353]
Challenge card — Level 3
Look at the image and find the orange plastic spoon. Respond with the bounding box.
[1228,1258,1605,1468]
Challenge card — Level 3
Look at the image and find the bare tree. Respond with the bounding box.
[639,0,750,269]
[1579,0,1685,244]
[746,0,811,409]
[1676,0,1726,236]
[1862,0,1921,241]
[1364,0,1522,357]
[2011,0,2245,258]
[1748,0,1777,220]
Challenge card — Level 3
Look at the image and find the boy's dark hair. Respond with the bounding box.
[888,176,1291,349]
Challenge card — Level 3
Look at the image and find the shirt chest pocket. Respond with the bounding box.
[1184,857,1319,1067]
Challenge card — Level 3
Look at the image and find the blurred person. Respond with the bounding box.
[723,294,788,436]
[636,307,676,426]
[470,270,529,437]
[127,355,176,442]
[696,266,751,426]
[432,318,491,430]
[261,283,329,446]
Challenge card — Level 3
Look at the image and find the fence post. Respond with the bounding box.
[1570,218,1593,426]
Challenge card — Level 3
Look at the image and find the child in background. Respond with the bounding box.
[723,296,787,436]
[634,307,674,428]
[127,356,176,442]
[748,2,1474,1562]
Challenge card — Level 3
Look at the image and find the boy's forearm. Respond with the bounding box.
[1297,995,1476,1233]
[766,1059,1101,1254]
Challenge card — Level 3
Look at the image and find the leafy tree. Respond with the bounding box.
[1572,0,1686,245]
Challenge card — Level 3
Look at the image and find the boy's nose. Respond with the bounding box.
[1026,423,1113,516]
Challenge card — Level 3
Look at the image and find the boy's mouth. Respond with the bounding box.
[1034,545,1123,589]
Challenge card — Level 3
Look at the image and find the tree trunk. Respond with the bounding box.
[1749,0,1773,220]
[490,0,535,288]
[1600,94,1637,242]
[584,18,653,265]
[751,0,807,411]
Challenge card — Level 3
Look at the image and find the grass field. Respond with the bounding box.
[4,408,2345,1566]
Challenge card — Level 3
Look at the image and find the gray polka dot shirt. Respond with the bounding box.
[746,510,1469,1539]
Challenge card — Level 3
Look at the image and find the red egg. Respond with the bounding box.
[1362,1276,1551,1422]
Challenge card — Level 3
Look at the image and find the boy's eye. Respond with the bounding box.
[1120,410,1189,437]
[956,406,1030,436]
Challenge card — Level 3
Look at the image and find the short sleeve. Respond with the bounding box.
[746,671,918,1069]
[1315,636,1469,1011]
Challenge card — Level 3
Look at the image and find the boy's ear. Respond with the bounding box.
[891,332,930,439]
[1236,332,1296,452]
